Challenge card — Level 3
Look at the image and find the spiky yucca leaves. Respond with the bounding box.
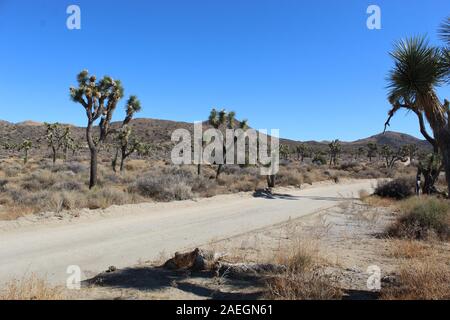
[439,17,450,46]
[123,95,142,125]
[385,20,450,195]
[439,17,450,83]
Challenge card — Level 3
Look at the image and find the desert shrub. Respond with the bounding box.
[339,161,360,171]
[87,187,132,209]
[381,260,450,299]
[3,164,21,177]
[52,162,87,174]
[312,155,327,166]
[374,178,414,200]
[52,180,85,192]
[0,179,7,191]
[275,167,303,187]
[131,173,194,201]
[387,197,450,240]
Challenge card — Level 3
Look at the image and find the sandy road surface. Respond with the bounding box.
[0,180,375,285]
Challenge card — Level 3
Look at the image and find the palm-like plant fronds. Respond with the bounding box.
[387,36,446,103]
[439,16,450,46]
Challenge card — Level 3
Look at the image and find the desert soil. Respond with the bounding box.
[0,179,376,288]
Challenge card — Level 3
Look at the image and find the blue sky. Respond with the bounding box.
[0,0,449,141]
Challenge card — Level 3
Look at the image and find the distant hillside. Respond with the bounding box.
[347,131,432,151]
[0,118,432,156]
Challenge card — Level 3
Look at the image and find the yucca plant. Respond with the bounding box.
[384,21,449,195]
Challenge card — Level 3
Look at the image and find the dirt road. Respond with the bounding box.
[0,179,375,285]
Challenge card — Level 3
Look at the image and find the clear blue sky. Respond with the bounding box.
[0,0,449,141]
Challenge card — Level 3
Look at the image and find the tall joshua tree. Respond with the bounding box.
[61,127,75,161]
[112,95,142,172]
[44,122,65,164]
[328,139,341,166]
[384,21,449,194]
[70,70,124,189]
[207,108,248,179]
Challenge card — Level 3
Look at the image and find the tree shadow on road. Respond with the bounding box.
[83,265,265,300]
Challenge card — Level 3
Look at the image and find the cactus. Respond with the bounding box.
[70,70,125,188]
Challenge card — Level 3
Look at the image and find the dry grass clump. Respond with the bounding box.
[265,241,342,300]
[387,197,450,240]
[0,274,64,300]
[381,259,450,300]
[386,239,430,259]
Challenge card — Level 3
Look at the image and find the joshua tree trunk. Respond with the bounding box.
[216,164,223,179]
[440,143,450,197]
[86,122,97,189]
[24,150,28,164]
[267,175,275,188]
[120,147,126,172]
[52,146,57,164]
[112,148,119,172]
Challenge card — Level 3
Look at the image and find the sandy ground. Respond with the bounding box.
[69,199,400,300]
[0,179,376,286]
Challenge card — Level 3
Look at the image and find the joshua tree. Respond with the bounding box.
[44,122,65,164]
[405,144,418,162]
[384,20,450,194]
[328,139,341,166]
[207,108,248,179]
[18,139,32,164]
[279,144,290,160]
[367,142,378,162]
[112,96,142,172]
[70,70,125,189]
[295,144,308,162]
[380,145,408,169]
[61,127,75,161]
[355,146,365,160]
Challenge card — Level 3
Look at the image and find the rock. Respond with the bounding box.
[106,265,117,273]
